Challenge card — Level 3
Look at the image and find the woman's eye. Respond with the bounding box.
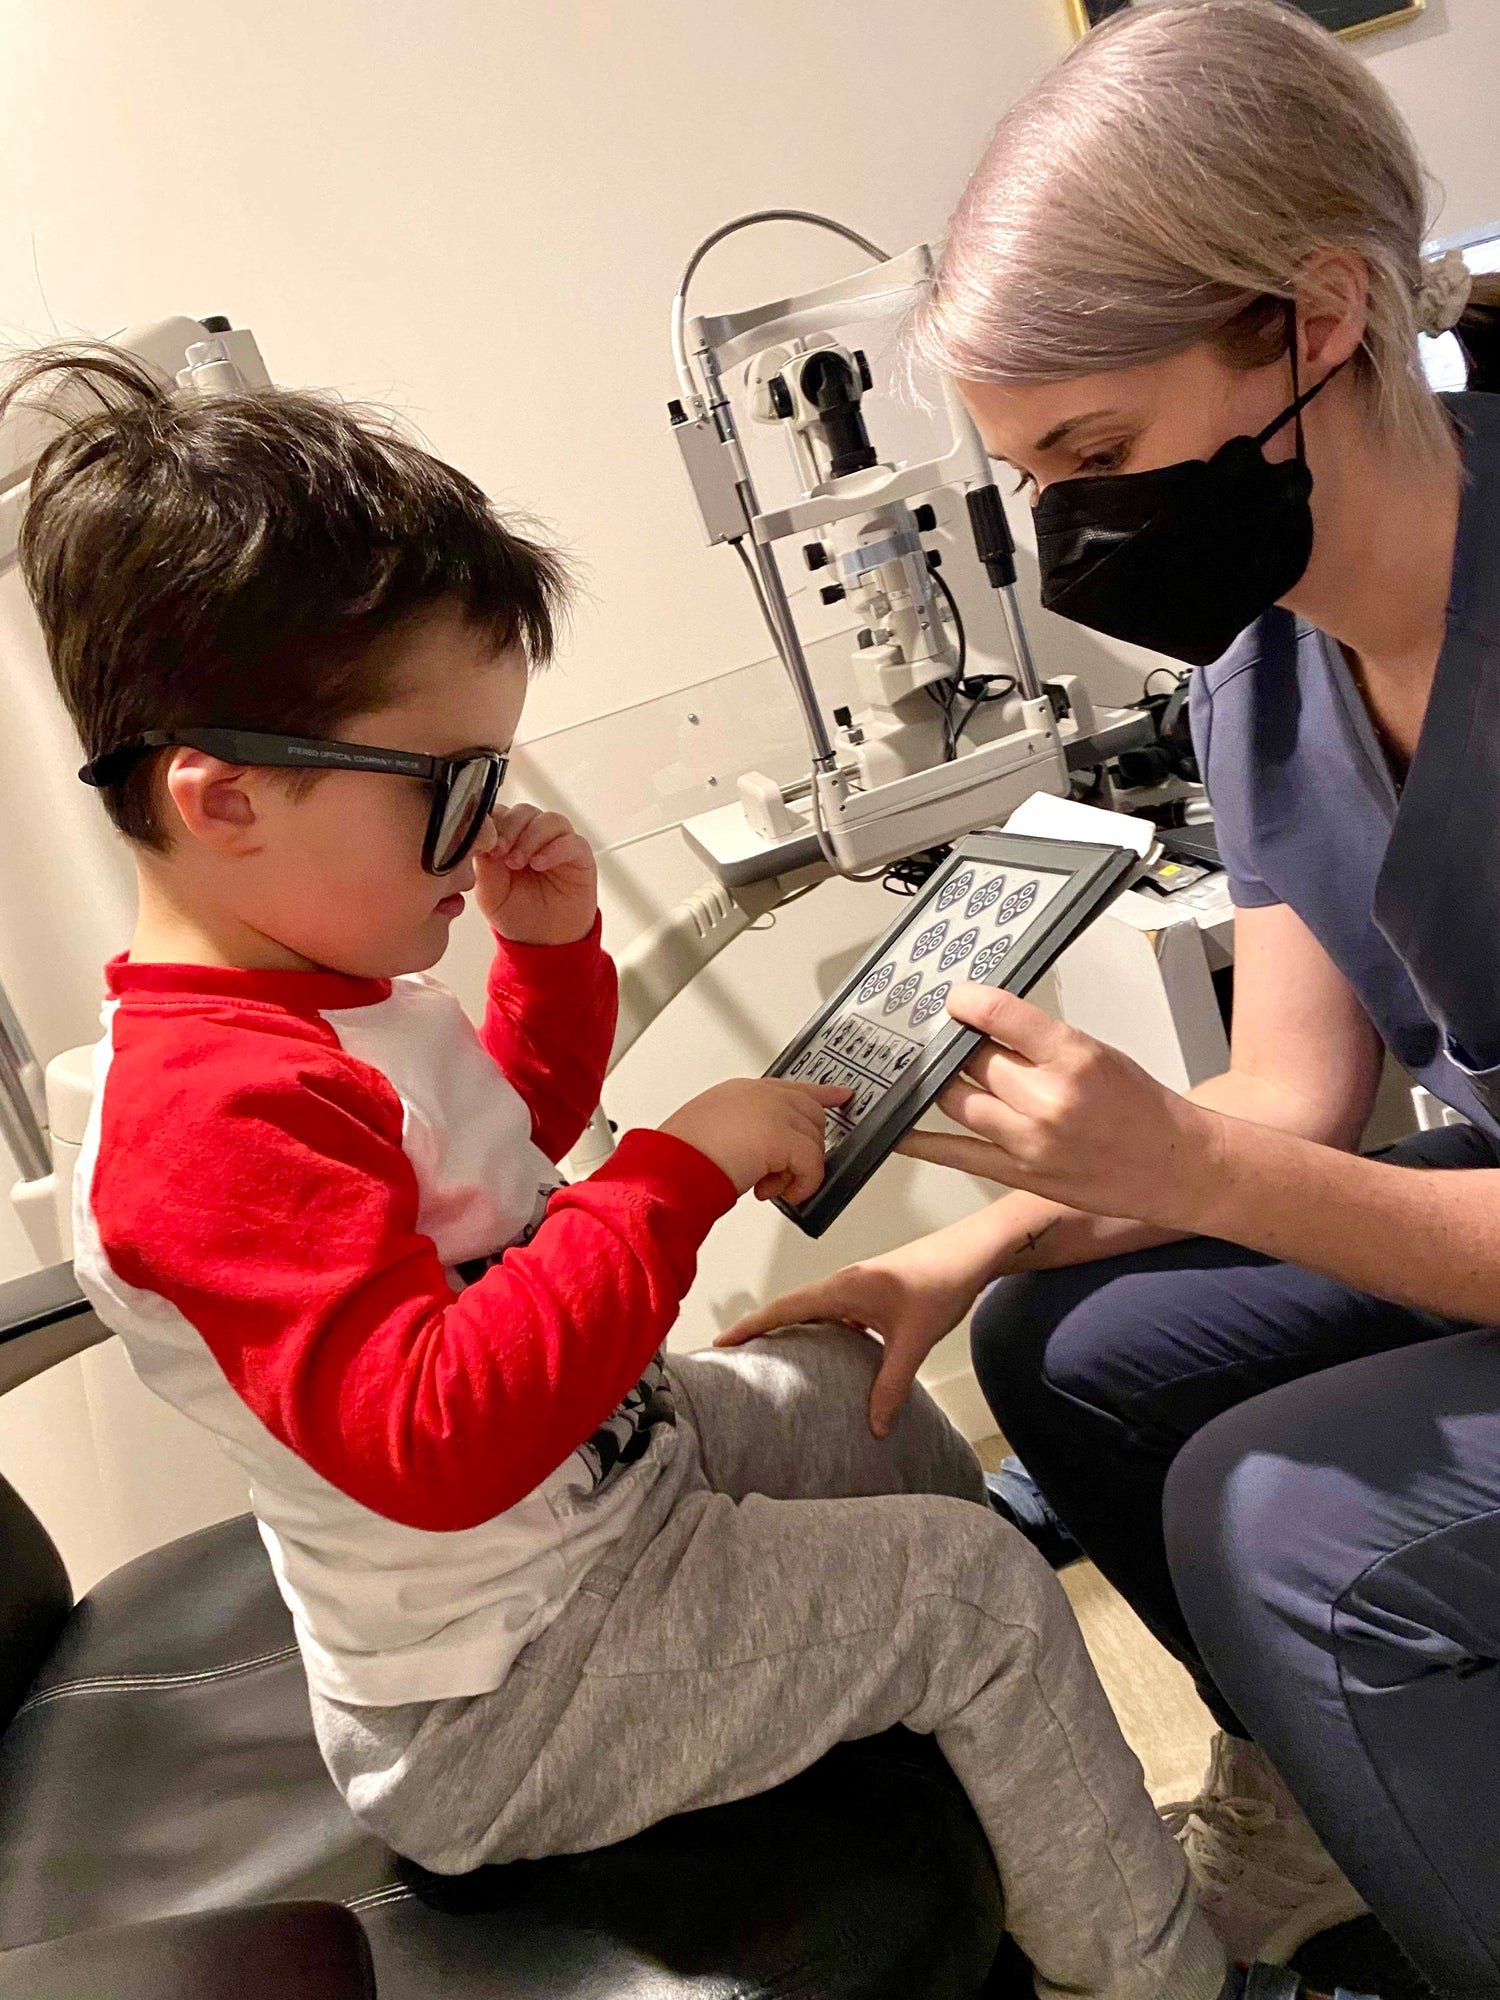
[1077,443,1131,475]
[1011,468,1038,498]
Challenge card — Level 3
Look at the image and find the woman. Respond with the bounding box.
[723,1,1500,1990]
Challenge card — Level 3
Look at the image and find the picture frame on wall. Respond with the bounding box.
[1066,0,1424,39]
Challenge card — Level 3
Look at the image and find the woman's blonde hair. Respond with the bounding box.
[909,0,1491,465]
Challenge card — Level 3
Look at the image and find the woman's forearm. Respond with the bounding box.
[980,1194,1181,1274]
[1184,1117,1500,1323]
[955,1063,1365,1282]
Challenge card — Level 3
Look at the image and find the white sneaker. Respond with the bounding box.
[1162,1733,1368,1963]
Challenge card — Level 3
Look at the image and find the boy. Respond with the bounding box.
[14,345,1229,2000]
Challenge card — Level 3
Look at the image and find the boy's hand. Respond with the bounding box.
[660,1078,849,1205]
[715,1237,985,1437]
[476,803,599,946]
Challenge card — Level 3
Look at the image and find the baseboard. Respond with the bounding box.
[922,1360,994,1443]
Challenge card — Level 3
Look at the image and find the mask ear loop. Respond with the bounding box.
[1253,299,1346,454]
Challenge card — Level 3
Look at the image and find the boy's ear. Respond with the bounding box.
[162,752,262,856]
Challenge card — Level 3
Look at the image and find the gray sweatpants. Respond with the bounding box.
[314,1326,1223,2000]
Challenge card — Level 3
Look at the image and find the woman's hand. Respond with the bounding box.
[476,803,599,946]
[715,1235,990,1438]
[899,981,1222,1231]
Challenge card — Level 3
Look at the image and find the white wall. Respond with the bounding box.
[1364,0,1500,236]
[0,0,1080,739]
[0,0,1494,1589]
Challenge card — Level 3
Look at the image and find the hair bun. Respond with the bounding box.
[1416,248,1473,336]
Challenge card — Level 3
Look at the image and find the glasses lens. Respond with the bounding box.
[432,756,500,872]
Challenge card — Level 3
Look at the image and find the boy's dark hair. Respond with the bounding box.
[3,343,570,850]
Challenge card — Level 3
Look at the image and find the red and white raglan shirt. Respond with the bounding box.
[71,919,736,1707]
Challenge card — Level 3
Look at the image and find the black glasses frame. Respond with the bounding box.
[79,727,508,876]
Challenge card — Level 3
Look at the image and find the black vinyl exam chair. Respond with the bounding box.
[0,1262,1024,2000]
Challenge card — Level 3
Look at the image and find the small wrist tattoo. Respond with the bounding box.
[1014,1220,1057,1265]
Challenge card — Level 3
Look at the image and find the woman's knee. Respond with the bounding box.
[1167,1343,1500,1788]
[1161,1389,1333,1671]
[970,1264,1146,1437]
[972,1271,1079,1415]
[974,1241,1285,1447]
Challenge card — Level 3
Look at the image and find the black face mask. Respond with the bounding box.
[1032,333,1345,667]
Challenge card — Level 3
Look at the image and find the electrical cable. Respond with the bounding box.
[926,680,956,761]
[734,534,883,876]
[729,536,776,633]
[952,672,1018,751]
[746,878,822,930]
[742,527,888,880]
[676,209,989,888]
[928,568,1019,751]
[673,210,903,885]
[931,566,968,677]
[1144,665,1189,698]
[882,845,952,896]
[671,210,890,411]
[736,539,878,878]
[924,567,967,761]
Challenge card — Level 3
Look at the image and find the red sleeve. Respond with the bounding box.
[479,913,617,1162]
[91,1006,734,1533]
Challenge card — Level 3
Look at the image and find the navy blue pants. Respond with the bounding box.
[971,1124,1500,1998]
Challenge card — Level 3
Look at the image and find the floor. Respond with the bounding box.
[972,1434,1215,1804]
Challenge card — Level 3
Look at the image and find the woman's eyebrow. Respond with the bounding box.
[1033,408,1120,454]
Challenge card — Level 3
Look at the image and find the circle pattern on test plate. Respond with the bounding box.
[939,927,980,972]
[995,880,1038,926]
[970,936,1014,981]
[910,982,951,1028]
[936,870,975,913]
[858,961,896,1003]
[883,972,922,1016]
[966,876,1006,919]
[910,919,949,962]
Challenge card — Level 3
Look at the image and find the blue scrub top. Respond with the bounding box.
[1189,390,1500,1137]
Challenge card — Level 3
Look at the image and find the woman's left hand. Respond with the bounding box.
[897,981,1221,1228]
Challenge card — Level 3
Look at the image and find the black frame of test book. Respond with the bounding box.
[765,829,1138,1237]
